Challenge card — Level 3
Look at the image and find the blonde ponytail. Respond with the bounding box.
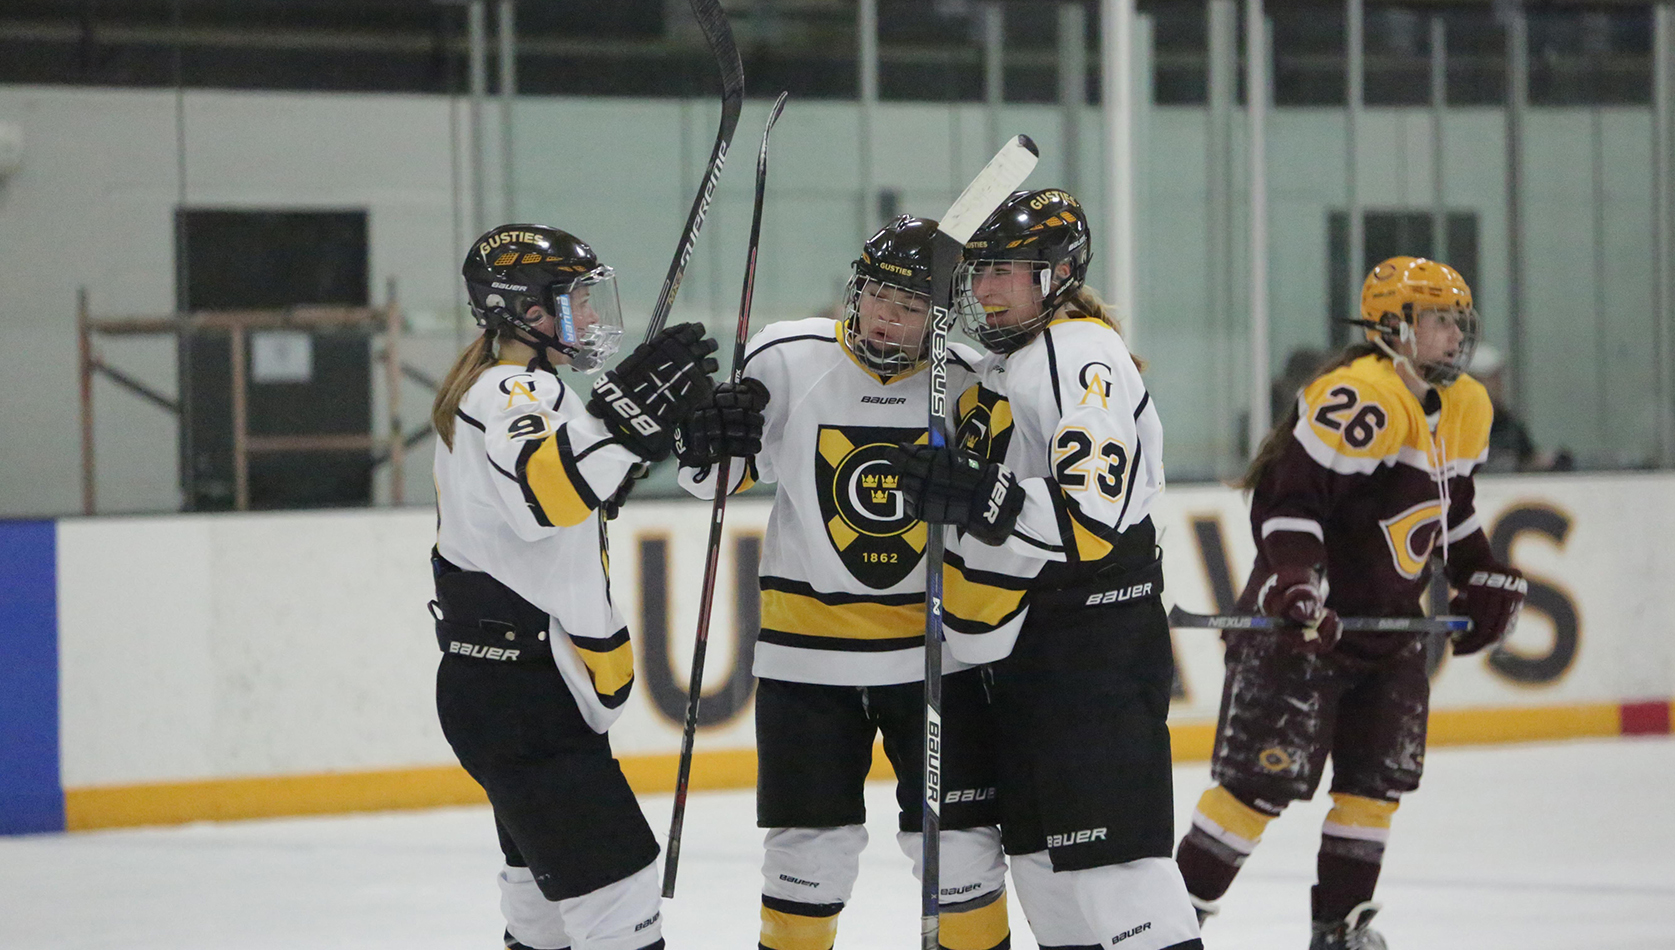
[1064,285,1146,373]
[431,333,498,449]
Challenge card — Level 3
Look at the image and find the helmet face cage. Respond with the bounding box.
[1378,303,1478,386]
[463,226,624,375]
[843,273,933,375]
[1360,256,1478,386]
[542,266,624,373]
[956,189,1092,354]
[954,259,1056,354]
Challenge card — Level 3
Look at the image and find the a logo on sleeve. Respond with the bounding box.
[955,384,1014,464]
[1077,361,1113,408]
[499,373,541,409]
[815,425,927,589]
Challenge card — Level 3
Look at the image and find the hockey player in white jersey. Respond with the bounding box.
[677,216,1011,950]
[887,190,1202,950]
[429,224,718,950]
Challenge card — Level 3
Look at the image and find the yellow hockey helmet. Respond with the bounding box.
[1356,256,1478,384]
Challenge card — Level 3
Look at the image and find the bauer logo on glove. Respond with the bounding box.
[587,322,718,462]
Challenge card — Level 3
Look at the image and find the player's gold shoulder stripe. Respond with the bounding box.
[1438,373,1493,466]
[1294,357,1411,473]
[942,551,1029,633]
[517,428,598,527]
[1046,313,1111,330]
[567,628,634,708]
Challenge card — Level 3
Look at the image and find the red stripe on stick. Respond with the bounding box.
[1619,701,1672,735]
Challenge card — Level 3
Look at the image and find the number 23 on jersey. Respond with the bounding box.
[1053,427,1130,501]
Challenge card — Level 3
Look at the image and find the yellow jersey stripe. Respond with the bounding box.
[568,629,634,707]
[518,430,597,527]
[760,588,923,640]
[943,554,1029,633]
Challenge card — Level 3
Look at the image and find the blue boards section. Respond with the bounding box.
[0,520,62,834]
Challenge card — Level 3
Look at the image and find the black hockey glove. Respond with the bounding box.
[884,443,1024,546]
[1449,564,1527,656]
[588,322,719,463]
[675,378,770,469]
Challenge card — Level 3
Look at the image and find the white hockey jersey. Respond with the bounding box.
[434,360,643,732]
[678,317,980,686]
[942,314,1166,664]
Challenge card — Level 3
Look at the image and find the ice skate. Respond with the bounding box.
[1308,901,1388,950]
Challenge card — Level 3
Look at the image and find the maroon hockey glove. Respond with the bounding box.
[675,378,770,468]
[884,443,1024,546]
[1257,566,1341,654]
[1448,565,1527,656]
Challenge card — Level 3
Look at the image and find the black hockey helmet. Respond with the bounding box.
[462,224,624,373]
[956,188,1092,353]
[843,215,939,376]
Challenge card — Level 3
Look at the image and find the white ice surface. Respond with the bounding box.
[2,737,1671,949]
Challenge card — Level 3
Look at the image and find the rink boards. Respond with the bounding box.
[2,472,1672,835]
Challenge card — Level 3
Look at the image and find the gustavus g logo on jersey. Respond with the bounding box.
[815,425,928,589]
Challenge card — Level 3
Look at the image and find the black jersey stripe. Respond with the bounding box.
[456,408,486,431]
[487,455,519,484]
[1134,390,1151,420]
[741,332,836,372]
[758,628,925,653]
[1043,327,1064,413]
[572,436,620,464]
[1010,530,1065,554]
[1116,439,1144,526]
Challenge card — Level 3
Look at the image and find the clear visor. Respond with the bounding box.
[550,266,625,374]
[954,259,1052,354]
[1408,304,1478,385]
[842,275,933,374]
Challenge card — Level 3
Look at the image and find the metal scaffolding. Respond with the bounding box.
[77,282,412,514]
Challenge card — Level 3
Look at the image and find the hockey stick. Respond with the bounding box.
[919,135,1040,950]
[1168,605,1471,635]
[643,0,745,343]
[662,92,789,900]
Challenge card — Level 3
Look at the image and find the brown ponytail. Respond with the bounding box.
[431,333,498,450]
[1063,285,1146,373]
[1241,342,1384,490]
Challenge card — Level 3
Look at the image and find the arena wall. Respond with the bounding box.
[2,474,1671,835]
[0,85,1662,518]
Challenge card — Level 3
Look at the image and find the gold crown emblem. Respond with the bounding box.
[859,473,899,490]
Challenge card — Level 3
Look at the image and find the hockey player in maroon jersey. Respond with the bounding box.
[1173,257,1528,949]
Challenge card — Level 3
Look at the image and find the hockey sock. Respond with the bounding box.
[1312,793,1398,922]
[939,887,1010,950]
[1175,785,1279,902]
[759,896,843,950]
